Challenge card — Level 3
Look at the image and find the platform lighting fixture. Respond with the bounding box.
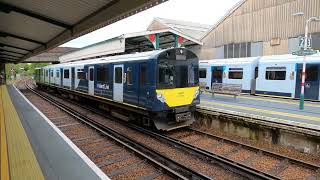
[292,12,320,110]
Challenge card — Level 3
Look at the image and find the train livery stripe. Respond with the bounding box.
[156,87,199,107]
[201,101,320,122]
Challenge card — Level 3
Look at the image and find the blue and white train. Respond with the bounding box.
[35,48,200,131]
[200,53,320,100]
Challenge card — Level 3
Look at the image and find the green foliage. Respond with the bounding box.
[5,63,48,78]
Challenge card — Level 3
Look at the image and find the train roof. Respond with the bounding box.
[200,56,260,65]
[259,53,320,64]
[44,49,168,69]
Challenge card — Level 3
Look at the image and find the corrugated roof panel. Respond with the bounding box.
[0,12,65,42]
[0,36,40,51]
[1,0,112,24]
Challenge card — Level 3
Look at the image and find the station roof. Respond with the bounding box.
[0,0,167,63]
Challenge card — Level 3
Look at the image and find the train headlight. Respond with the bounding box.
[194,89,199,99]
[157,93,166,103]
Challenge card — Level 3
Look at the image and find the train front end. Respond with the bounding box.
[152,48,200,131]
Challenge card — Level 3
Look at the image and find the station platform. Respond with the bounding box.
[199,93,320,130]
[0,85,108,180]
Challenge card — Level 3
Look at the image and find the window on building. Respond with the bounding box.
[234,44,240,58]
[126,67,133,85]
[199,69,207,78]
[77,69,85,80]
[265,67,286,80]
[97,67,108,82]
[115,67,122,84]
[224,42,251,58]
[240,43,247,57]
[64,69,69,79]
[140,64,147,85]
[228,68,243,79]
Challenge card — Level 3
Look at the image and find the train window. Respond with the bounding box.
[64,69,70,79]
[77,71,85,80]
[56,70,59,78]
[126,67,133,85]
[229,68,243,79]
[140,64,147,85]
[50,70,53,77]
[158,65,174,85]
[97,67,108,82]
[255,67,259,79]
[199,69,206,78]
[46,70,48,77]
[115,67,122,83]
[299,65,318,81]
[265,67,286,80]
[89,68,94,81]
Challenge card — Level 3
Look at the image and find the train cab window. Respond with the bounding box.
[199,69,207,78]
[158,65,174,85]
[64,69,70,79]
[228,68,243,79]
[115,67,122,83]
[140,64,147,85]
[265,67,286,80]
[97,67,108,82]
[126,67,133,85]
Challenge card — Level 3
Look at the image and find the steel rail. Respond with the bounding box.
[33,85,280,180]
[25,83,211,180]
[189,128,320,171]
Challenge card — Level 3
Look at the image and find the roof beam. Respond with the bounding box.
[0,53,21,58]
[0,57,19,61]
[0,49,27,56]
[0,59,15,63]
[0,43,31,52]
[0,55,19,60]
[0,2,72,29]
[0,31,45,45]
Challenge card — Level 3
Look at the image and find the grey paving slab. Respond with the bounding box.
[7,85,108,180]
[200,93,320,127]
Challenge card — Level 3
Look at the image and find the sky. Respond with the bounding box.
[61,0,241,48]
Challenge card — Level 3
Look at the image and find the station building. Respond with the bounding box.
[196,0,320,60]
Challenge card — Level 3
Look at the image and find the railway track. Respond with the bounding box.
[23,82,210,180]
[166,128,320,180]
[23,82,288,180]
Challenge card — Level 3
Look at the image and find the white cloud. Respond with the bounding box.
[61,0,240,48]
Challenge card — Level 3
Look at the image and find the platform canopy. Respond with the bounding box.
[0,0,167,63]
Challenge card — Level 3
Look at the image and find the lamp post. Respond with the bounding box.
[292,12,320,110]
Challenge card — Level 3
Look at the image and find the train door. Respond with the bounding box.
[88,66,94,95]
[139,63,147,106]
[211,66,223,87]
[113,65,124,102]
[295,64,320,100]
[71,67,75,90]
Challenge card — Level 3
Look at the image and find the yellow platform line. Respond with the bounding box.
[201,100,320,122]
[0,86,9,180]
[1,86,44,180]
